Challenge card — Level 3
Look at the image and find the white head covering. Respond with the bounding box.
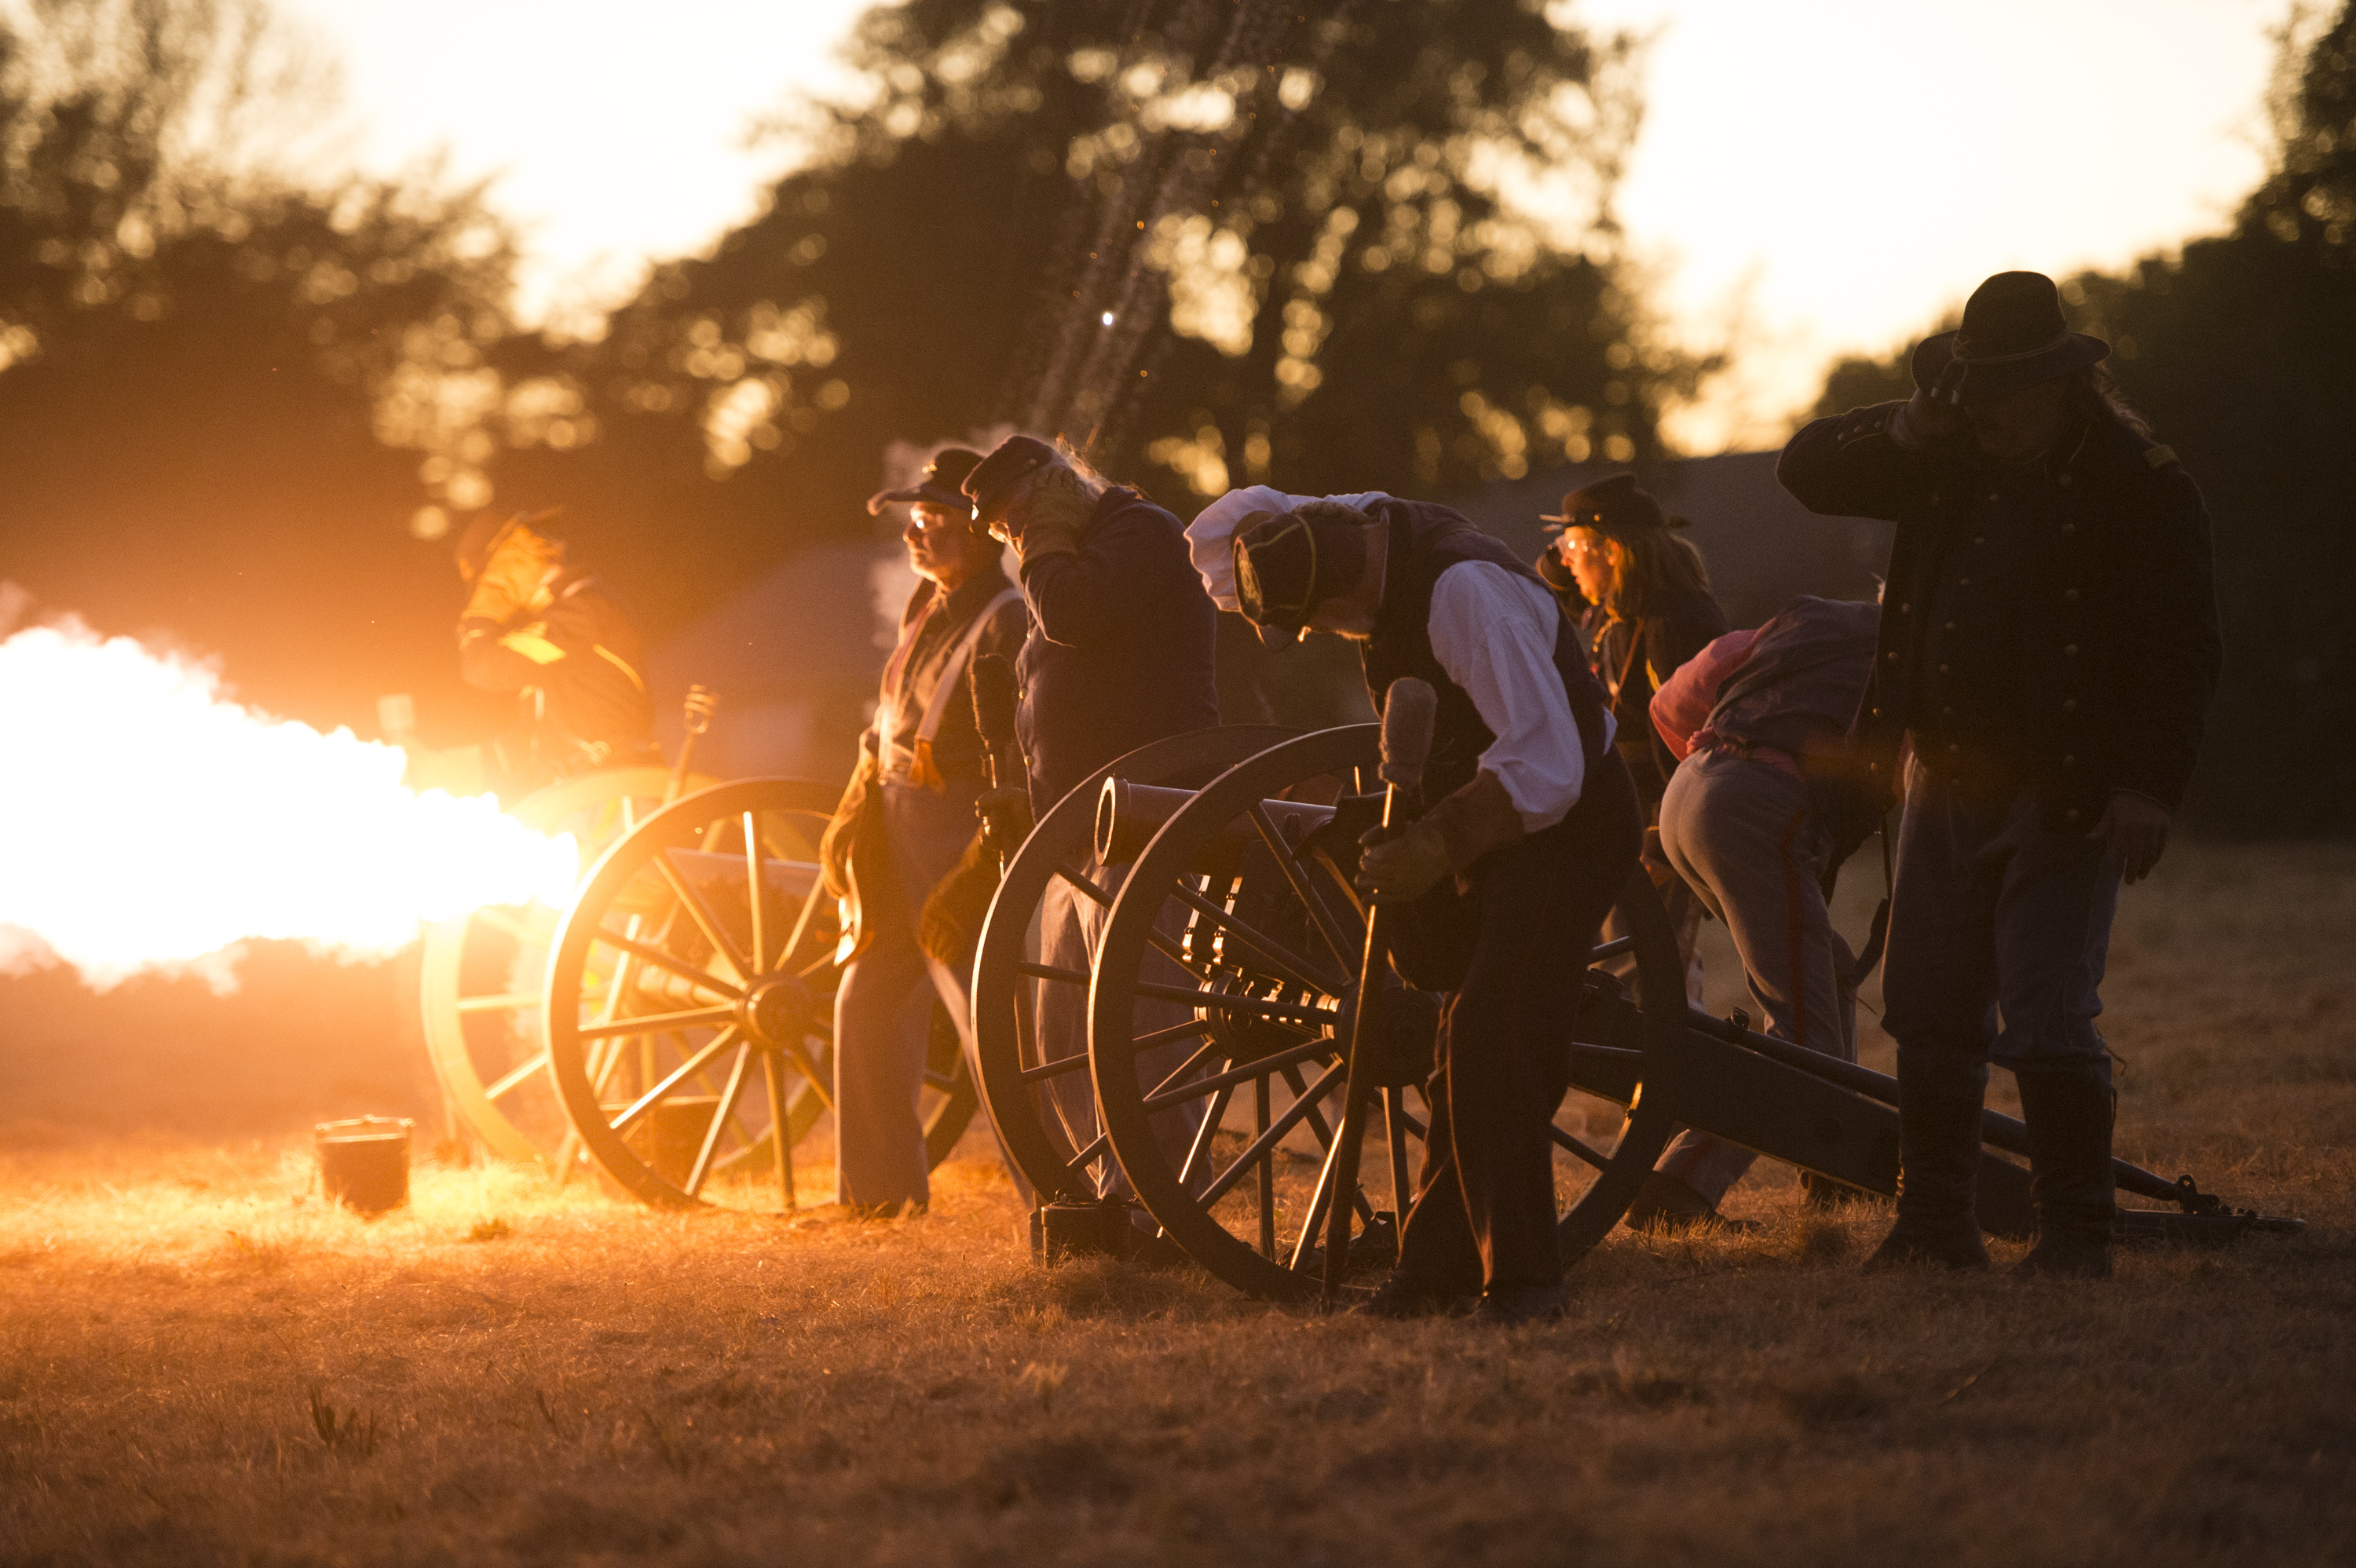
[1183,486,1391,613]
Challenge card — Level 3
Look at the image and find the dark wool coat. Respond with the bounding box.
[1776,401,2222,827]
[1015,486,1220,811]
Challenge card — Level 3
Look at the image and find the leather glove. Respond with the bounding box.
[462,528,559,626]
[1356,771,1527,903]
[975,784,1035,857]
[1010,513,1081,568]
[1356,820,1453,904]
[1534,545,1582,598]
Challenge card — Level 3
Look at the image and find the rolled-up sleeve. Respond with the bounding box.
[1426,561,1599,832]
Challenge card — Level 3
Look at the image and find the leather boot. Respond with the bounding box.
[2012,1063,2116,1279]
[1864,1051,1991,1271]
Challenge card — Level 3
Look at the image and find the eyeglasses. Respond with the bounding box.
[906,506,977,535]
[1560,538,1612,560]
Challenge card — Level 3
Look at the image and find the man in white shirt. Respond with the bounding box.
[1189,488,1641,1325]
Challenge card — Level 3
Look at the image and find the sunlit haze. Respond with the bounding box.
[290,0,2281,451]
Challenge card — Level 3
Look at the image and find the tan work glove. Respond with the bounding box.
[1004,463,1093,568]
[1355,770,1527,904]
[1011,514,1081,568]
[462,528,562,626]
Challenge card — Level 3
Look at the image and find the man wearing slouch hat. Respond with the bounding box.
[961,437,1219,1229]
[1780,270,2221,1280]
[818,447,1028,1217]
[1187,487,1641,1325]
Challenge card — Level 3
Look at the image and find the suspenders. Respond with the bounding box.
[880,586,1023,790]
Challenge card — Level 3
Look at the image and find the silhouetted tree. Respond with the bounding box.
[0,0,518,733]
[1802,3,2356,835]
[503,1,1689,636]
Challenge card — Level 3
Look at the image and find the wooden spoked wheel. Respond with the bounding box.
[1087,726,1687,1300]
[419,766,715,1166]
[969,726,1297,1204]
[544,778,977,1211]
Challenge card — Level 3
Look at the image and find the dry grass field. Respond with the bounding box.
[2,842,2352,1567]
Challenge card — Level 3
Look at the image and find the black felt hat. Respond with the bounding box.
[1538,473,1677,538]
[961,436,1063,524]
[866,447,986,517]
[1911,271,2109,406]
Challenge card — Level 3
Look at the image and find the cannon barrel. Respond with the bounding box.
[1092,777,1348,867]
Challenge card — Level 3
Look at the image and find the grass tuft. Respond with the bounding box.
[306,1383,379,1458]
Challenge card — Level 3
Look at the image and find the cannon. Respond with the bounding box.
[975,723,2303,1299]
[529,777,979,1210]
[412,682,975,1207]
[419,762,715,1168]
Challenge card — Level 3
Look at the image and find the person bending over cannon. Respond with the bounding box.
[1187,488,1640,1325]
[960,437,1219,1222]
[1631,594,1885,1231]
[819,448,1028,1218]
[1779,270,2221,1278]
[452,508,656,792]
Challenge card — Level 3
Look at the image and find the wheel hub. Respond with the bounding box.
[738,974,813,1047]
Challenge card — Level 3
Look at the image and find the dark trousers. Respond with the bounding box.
[1882,761,2120,1079]
[1392,752,1642,1295]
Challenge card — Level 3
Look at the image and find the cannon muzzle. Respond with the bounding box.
[1092,777,1344,868]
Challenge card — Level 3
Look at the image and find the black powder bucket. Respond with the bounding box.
[316,1117,413,1215]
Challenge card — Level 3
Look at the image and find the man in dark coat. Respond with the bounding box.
[1202,491,1641,1325]
[452,509,655,791]
[961,437,1219,814]
[962,437,1220,1222]
[1778,270,2222,1278]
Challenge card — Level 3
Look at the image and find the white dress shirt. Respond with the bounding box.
[1184,485,1391,612]
[1185,488,1609,831]
[1428,561,1614,833]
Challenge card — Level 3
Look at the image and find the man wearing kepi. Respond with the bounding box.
[1780,271,2221,1278]
[962,437,1219,1210]
[1187,488,1641,1325]
[820,448,1027,1217]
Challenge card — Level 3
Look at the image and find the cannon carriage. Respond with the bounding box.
[415,734,975,1207]
[970,722,2302,1299]
[422,714,2297,1261]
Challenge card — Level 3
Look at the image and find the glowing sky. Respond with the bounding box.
[284,0,2285,451]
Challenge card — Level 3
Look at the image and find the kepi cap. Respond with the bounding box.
[867,447,986,517]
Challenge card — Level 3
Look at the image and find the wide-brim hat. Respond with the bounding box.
[867,447,986,517]
[1538,472,1680,538]
[1911,271,2109,407]
[962,436,1063,524]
